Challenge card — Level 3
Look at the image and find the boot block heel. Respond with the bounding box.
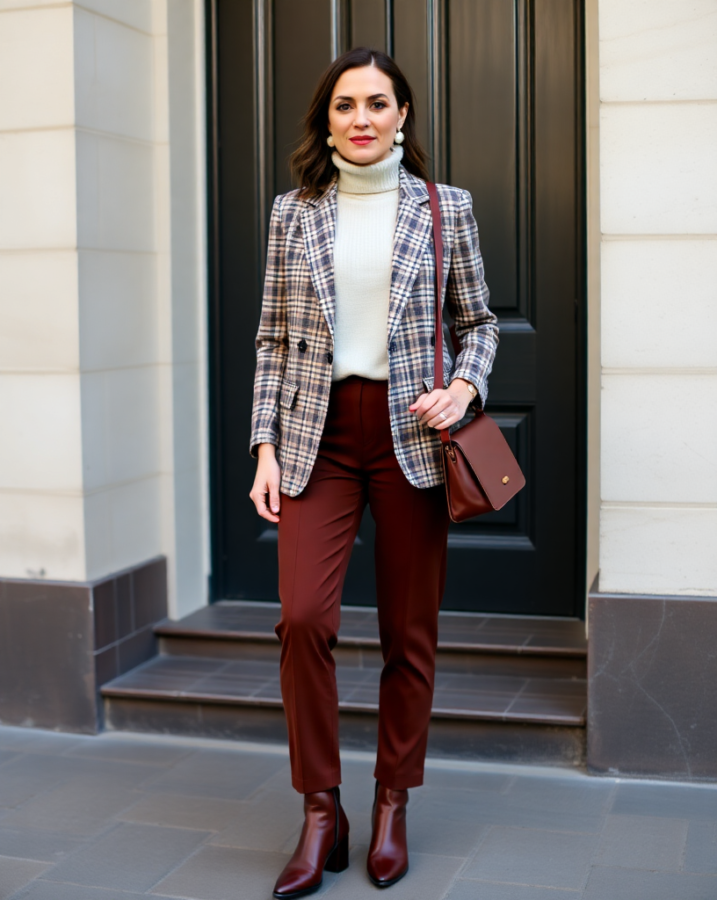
[325,834,349,873]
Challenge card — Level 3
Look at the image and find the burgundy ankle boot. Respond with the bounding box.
[273,787,350,898]
[367,781,409,888]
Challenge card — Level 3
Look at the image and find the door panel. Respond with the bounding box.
[208,0,585,615]
[449,0,519,316]
[273,0,332,196]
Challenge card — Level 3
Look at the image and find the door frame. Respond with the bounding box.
[204,0,588,616]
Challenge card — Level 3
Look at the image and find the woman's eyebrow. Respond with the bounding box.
[333,93,390,102]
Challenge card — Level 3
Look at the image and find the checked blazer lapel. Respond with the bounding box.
[387,168,433,343]
[301,181,338,336]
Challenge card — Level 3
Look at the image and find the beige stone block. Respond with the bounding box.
[0,130,76,249]
[155,251,173,365]
[0,490,85,581]
[600,506,717,596]
[601,373,717,503]
[0,5,74,130]
[600,104,717,234]
[601,240,717,368]
[153,33,170,144]
[171,361,203,474]
[172,465,208,619]
[154,143,171,254]
[78,250,158,370]
[0,1,64,11]
[0,373,83,491]
[0,251,79,371]
[83,476,163,582]
[74,6,154,141]
[599,0,717,101]
[80,367,162,492]
[76,130,155,251]
[68,0,153,34]
[82,487,112,580]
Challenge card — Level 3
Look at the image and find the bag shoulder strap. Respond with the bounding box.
[426,182,450,447]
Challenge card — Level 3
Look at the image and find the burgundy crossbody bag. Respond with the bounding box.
[426,182,526,523]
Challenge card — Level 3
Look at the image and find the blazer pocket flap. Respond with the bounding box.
[280,381,299,410]
[423,373,450,392]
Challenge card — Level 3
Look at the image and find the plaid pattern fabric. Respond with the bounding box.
[250,166,498,497]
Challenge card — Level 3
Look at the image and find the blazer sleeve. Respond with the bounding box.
[445,189,499,409]
[249,194,289,457]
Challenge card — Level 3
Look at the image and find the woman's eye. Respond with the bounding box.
[372,102,387,109]
[337,103,351,111]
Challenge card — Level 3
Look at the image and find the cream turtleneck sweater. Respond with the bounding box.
[331,146,402,382]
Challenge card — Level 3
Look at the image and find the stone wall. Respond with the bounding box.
[0,0,209,618]
[597,0,717,597]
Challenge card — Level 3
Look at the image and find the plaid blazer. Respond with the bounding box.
[250,166,499,497]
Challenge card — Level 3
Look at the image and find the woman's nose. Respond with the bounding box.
[354,108,370,127]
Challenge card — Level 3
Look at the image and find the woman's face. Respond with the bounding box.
[328,66,408,166]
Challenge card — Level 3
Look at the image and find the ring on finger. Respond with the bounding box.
[439,411,447,421]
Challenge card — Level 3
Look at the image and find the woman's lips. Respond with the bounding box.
[349,136,376,145]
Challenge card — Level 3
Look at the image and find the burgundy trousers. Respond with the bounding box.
[276,376,450,794]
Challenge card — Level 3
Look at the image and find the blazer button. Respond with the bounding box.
[327,351,333,364]
[389,341,397,353]
[430,334,436,346]
[297,339,307,353]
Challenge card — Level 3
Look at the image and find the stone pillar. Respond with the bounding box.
[0,0,208,731]
[589,0,717,779]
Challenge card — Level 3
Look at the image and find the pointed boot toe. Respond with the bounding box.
[366,782,409,888]
[273,788,349,899]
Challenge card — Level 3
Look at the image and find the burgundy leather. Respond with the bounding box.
[367,782,409,887]
[273,788,349,898]
[442,412,526,522]
[426,182,525,523]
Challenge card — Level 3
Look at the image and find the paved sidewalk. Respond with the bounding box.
[0,725,716,900]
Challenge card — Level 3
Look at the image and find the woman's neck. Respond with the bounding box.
[332,146,403,194]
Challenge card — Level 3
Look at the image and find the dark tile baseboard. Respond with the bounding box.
[587,580,717,782]
[0,557,167,734]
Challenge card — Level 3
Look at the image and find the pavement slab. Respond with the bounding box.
[595,813,689,871]
[684,819,717,875]
[149,844,290,899]
[445,882,580,900]
[41,822,211,892]
[583,866,717,900]
[0,826,84,863]
[0,857,47,900]
[0,725,715,900]
[462,825,599,890]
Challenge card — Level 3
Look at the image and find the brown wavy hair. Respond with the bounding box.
[290,47,429,200]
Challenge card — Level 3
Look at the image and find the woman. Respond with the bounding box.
[249,47,498,897]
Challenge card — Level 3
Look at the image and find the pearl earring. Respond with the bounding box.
[327,134,335,148]
[394,128,404,145]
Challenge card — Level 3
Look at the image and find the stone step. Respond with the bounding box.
[102,602,587,766]
[101,653,586,766]
[102,653,586,724]
[155,601,587,680]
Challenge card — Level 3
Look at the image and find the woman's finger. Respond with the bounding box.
[416,395,446,423]
[418,394,452,425]
[409,389,441,415]
[250,483,280,523]
[258,501,280,523]
[268,481,281,516]
[426,406,458,429]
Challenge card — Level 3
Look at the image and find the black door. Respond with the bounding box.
[208,0,585,616]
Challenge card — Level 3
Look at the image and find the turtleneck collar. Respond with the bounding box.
[332,145,403,194]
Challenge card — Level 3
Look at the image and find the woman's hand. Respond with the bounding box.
[249,443,282,523]
[409,378,474,430]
